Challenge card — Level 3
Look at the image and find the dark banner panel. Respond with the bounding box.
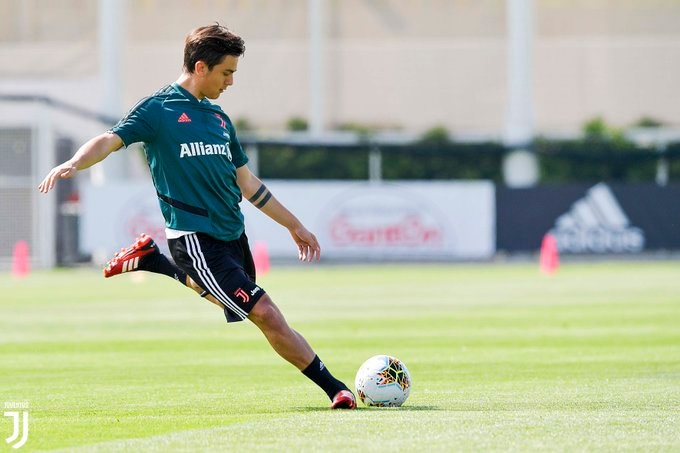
[497,183,680,253]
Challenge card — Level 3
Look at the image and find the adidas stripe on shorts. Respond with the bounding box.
[168,232,265,323]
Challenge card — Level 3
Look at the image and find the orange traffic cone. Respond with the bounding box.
[12,240,30,279]
[539,233,559,275]
[253,241,270,277]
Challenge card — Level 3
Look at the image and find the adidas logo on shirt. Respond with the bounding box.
[178,112,191,123]
[548,183,645,253]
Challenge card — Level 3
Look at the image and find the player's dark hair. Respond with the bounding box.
[183,24,245,73]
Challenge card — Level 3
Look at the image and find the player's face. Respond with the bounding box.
[200,55,239,100]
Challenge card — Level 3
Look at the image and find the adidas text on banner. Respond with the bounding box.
[548,183,645,254]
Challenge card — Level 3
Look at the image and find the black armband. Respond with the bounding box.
[248,183,273,209]
[248,184,267,203]
[255,191,272,209]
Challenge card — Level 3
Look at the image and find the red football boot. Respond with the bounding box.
[331,390,357,409]
[103,233,159,278]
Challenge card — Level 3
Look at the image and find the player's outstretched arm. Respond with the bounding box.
[38,132,124,193]
[236,165,321,262]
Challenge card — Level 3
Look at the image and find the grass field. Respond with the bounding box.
[1,261,679,452]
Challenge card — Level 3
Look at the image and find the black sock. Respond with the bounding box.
[140,253,188,286]
[302,355,349,400]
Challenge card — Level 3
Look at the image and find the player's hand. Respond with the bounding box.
[289,226,321,262]
[38,162,77,193]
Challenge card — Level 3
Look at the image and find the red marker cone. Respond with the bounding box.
[12,240,30,279]
[539,233,559,275]
[253,241,270,277]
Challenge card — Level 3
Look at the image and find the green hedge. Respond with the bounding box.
[258,144,369,180]
[249,139,679,183]
[535,138,659,183]
[380,142,505,181]
[664,142,680,181]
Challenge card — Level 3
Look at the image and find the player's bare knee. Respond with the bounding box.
[249,295,286,332]
[249,294,275,322]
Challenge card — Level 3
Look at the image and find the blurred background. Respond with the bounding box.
[1,0,679,269]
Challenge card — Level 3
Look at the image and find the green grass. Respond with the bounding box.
[1,262,679,452]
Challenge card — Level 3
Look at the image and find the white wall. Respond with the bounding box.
[2,0,680,136]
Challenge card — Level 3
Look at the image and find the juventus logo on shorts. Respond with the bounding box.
[234,288,250,304]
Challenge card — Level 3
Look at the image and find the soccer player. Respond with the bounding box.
[38,24,356,409]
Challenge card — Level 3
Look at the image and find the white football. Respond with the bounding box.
[355,355,411,407]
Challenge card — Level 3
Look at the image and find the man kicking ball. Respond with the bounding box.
[38,23,355,410]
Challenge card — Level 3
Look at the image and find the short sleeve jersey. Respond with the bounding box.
[111,83,248,242]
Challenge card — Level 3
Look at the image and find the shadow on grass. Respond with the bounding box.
[295,405,440,412]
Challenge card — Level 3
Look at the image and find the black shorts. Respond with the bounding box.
[168,232,266,323]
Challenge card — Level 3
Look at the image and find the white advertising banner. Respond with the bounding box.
[81,180,495,261]
[81,182,170,260]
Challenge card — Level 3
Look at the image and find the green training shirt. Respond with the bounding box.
[111,83,248,242]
